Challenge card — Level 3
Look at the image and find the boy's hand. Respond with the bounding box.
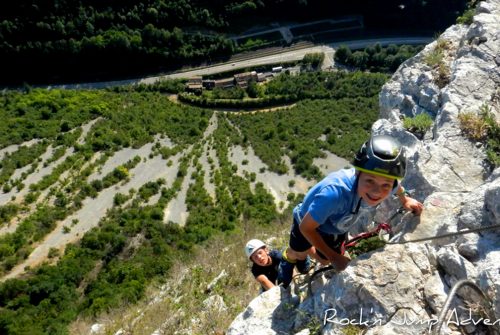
[330,253,350,271]
[401,196,424,215]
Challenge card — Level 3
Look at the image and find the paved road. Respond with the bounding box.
[49,37,432,90]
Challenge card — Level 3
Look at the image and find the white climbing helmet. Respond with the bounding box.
[245,239,266,259]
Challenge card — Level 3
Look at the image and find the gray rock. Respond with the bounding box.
[479,267,500,321]
[318,245,429,334]
[424,271,448,314]
[227,287,299,335]
[484,178,500,225]
[202,294,227,312]
[437,246,478,281]
[457,233,481,260]
[406,243,432,275]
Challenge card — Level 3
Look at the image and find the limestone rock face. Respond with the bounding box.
[228,1,500,334]
[319,244,431,335]
[227,287,300,335]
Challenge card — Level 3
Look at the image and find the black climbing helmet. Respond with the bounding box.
[353,135,407,180]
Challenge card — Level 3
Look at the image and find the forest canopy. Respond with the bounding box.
[0,0,466,84]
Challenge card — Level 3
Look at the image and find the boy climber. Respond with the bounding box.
[245,239,284,291]
[279,135,424,287]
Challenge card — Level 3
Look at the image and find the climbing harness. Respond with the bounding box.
[432,279,500,335]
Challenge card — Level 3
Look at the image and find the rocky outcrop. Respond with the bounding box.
[228,1,500,334]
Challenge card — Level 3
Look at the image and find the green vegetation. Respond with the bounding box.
[179,92,291,109]
[302,53,325,69]
[44,146,67,167]
[181,70,386,180]
[458,104,500,168]
[342,324,365,335]
[211,87,246,100]
[239,38,267,50]
[0,142,49,192]
[181,71,387,110]
[348,236,387,259]
[230,97,379,179]
[225,71,386,179]
[110,79,187,94]
[0,204,21,224]
[137,179,165,202]
[113,193,129,206]
[0,84,284,333]
[0,88,212,276]
[0,90,106,147]
[457,0,479,25]
[457,8,476,25]
[0,205,67,273]
[29,152,88,194]
[47,247,60,258]
[94,224,285,335]
[334,44,423,72]
[403,113,434,138]
[98,156,140,190]
[265,71,387,99]
[0,1,466,84]
[235,30,284,52]
[424,39,451,88]
[0,2,236,84]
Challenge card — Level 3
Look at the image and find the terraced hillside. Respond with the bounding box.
[0,71,384,333]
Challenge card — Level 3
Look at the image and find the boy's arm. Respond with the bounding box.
[299,212,350,271]
[255,275,275,291]
[396,186,424,215]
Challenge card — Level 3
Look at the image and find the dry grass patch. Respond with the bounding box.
[424,39,452,88]
[458,104,500,167]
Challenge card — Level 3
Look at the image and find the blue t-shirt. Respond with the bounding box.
[293,168,399,235]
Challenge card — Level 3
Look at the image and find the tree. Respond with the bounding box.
[334,45,351,64]
[302,52,324,69]
[351,51,369,70]
[246,80,259,98]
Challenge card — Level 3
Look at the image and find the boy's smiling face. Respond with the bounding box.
[250,247,271,266]
[357,172,394,206]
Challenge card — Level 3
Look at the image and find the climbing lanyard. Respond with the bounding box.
[387,222,500,244]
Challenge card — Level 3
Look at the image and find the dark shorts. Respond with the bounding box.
[289,215,347,258]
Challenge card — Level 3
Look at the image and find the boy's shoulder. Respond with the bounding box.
[320,168,356,193]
